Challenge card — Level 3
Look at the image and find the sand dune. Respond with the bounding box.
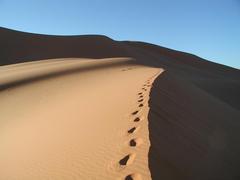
[0,28,240,179]
[0,57,161,179]
[0,27,128,66]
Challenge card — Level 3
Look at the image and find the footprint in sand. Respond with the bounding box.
[138,103,144,107]
[139,95,143,98]
[133,117,142,122]
[127,126,139,134]
[121,68,133,72]
[129,138,143,147]
[138,99,143,102]
[119,154,136,166]
[138,92,143,95]
[125,173,142,180]
[132,110,139,115]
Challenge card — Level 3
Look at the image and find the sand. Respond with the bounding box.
[1,27,240,180]
[0,58,161,179]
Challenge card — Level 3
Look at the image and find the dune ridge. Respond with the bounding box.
[0,27,240,179]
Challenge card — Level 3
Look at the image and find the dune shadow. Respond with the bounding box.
[148,71,240,179]
[0,60,133,91]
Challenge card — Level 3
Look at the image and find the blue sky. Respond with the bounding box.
[0,0,239,68]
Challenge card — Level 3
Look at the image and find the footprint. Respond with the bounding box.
[132,111,139,115]
[138,92,143,95]
[127,127,139,134]
[119,154,136,166]
[133,117,141,122]
[125,173,142,180]
[138,104,144,107]
[129,138,143,147]
[138,99,143,102]
[139,95,143,98]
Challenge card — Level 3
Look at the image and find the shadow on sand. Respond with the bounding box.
[148,71,240,180]
[0,59,133,91]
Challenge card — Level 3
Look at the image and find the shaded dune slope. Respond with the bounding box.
[1,27,240,179]
[0,27,129,65]
[148,71,240,179]
[0,58,133,90]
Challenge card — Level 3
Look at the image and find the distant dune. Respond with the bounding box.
[0,27,240,179]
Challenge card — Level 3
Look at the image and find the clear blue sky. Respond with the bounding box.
[0,0,239,68]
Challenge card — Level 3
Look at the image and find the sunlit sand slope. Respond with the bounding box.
[0,58,161,179]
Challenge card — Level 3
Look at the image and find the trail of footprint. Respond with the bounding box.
[125,173,142,180]
[117,75,157,179]
[119,154,136,166]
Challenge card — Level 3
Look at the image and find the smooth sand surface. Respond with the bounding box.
[0,58,161,179]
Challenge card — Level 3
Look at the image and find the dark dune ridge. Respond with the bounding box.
[1,27,240,179]
[0,27,129,65]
